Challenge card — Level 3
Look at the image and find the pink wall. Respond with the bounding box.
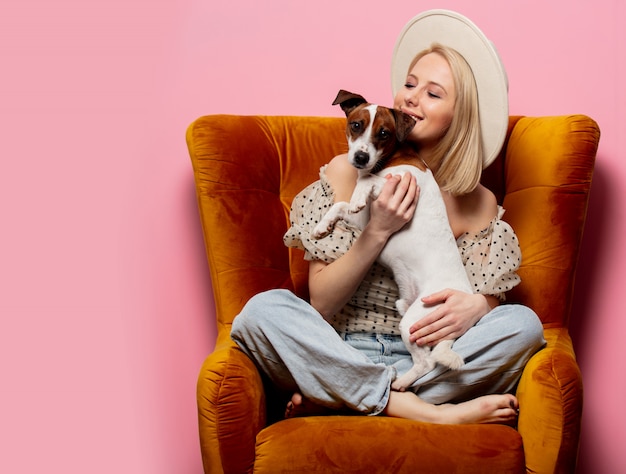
[1,0,624,472]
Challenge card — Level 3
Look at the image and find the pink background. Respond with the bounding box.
[1,0,624,472]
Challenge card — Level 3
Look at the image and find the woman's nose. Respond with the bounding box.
[403,89,418,107]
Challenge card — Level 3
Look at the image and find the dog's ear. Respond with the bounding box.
[391,109,417,142]
[332,90,368,117]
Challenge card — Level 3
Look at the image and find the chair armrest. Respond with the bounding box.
[197,339,266,474]
[516,327,583,474]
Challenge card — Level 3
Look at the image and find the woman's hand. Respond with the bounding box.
[408,290,499,346]
[367,173,419,239]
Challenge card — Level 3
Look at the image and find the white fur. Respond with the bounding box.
[347,105,384,169]
[313,107,471,391]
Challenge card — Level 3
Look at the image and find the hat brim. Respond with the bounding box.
[391,10,508,168]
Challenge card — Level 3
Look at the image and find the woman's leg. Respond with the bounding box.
[408,304,546,404]
[384,390,520,425]
[230,289,395,415]
[232,293,543,423]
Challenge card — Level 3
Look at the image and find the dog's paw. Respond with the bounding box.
[446,355,464,370]
[391,381,407,392]
[312,223,330,239]
[431,341,464,370]
[391,370,416,392]
[392,363,431,391]
[442,351,464,370]
[348,202,366,214]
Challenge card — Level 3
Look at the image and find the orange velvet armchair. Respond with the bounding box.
[187,114,599,473]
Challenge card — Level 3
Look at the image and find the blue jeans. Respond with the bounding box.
[231,289,545,415]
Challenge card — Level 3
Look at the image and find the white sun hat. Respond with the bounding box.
[391,9,509,168]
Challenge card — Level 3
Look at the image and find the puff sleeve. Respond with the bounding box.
[283,166,361,263]
[457,206,521,301]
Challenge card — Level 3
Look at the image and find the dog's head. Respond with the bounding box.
[333,90,416,171]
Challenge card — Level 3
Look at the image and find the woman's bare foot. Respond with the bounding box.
[285,393,336,418]
[385,391,519,425]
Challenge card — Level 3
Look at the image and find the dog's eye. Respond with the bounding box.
[349,121,362,132]
[378,129,390,140]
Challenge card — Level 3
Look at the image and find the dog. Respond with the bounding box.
[313,90,471,391]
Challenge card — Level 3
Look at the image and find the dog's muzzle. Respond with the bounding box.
[353,150,369,168]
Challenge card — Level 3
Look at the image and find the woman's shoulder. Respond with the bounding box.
[470,185,498,233]
[475,184,498,214]
[446,184,498,237]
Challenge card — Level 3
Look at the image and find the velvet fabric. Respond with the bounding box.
[187,114,600,474]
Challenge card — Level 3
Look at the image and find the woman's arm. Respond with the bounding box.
[309,156,419,320]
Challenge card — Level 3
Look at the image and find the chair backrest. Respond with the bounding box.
[187,114,599,338]
[492,116,598,327]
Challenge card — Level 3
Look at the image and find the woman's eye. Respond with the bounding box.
[404,83,415,89]
[428,91,441,99]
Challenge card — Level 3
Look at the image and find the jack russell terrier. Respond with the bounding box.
[313,90,471,391]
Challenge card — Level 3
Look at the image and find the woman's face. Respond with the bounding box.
[394,52,456,148]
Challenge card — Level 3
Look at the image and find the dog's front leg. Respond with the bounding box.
[348,175,385,214]
[312,202,352,239]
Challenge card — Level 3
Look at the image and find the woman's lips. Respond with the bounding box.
[400,108,421,121]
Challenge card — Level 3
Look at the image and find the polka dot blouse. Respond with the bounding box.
[283,166,522,336]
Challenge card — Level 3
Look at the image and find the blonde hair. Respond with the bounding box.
[408,44,484,196]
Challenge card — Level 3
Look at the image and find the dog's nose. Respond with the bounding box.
[354,151,369,168]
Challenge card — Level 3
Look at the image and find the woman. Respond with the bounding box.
[231,10,545,425]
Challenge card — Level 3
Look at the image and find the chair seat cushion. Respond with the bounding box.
[254,416,524,473]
